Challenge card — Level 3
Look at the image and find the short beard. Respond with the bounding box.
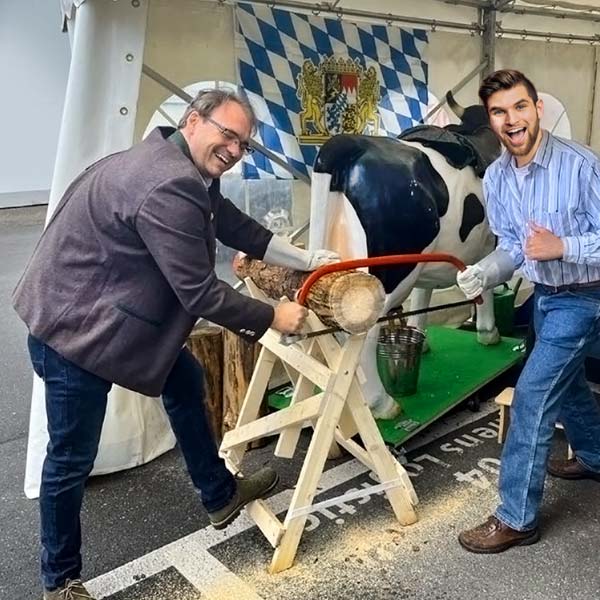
[506,118,541,157]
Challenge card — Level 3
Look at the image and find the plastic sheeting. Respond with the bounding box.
[25,0,176,499]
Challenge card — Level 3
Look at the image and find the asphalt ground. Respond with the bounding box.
[1,205,599,600]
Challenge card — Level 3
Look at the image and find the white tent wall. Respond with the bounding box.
[134,1,600,149]
[427,31,483,111]
[134,0,237,143]
[592,47,600,148]
[24,0,178,500]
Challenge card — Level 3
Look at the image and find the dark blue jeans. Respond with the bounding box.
[27,335,236,590]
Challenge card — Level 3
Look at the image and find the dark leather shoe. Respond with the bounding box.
[208,467,279,530]
[458,516,539,554]
[547,457,600,481]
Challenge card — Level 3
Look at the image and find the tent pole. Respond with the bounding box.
[241,0,484,34]
[587,46,599,146]
[422,59,489,123]
[481,4,496,79]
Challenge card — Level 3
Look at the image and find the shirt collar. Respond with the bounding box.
[532,129,553,169]
[498,129,552,172]
[167,128,213,190]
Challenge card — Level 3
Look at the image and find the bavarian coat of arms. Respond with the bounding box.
[297,56,381,144]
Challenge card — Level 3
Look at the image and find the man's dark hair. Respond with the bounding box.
[479,69,538,109]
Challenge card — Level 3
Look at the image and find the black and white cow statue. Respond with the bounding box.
[308,95,502,419]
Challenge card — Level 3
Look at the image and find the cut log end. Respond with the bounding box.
[234,255,385,334]
[330,272,386,333]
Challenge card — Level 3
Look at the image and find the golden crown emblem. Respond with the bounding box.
[320,56,362,75]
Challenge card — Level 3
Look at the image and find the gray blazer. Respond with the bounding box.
[13,127,274,396]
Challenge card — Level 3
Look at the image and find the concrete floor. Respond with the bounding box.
[1,205,599,600]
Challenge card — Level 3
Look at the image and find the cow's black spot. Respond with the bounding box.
[460,193,485,242]
[315,136,449,293]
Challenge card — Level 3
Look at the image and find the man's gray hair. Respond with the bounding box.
[178,88,257,133]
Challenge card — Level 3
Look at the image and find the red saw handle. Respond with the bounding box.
[297,252,483,306]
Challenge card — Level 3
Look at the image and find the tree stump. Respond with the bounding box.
[222,328,266,448]
[186,326,224,443]
[234,255,385,333]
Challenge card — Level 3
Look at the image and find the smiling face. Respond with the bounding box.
[486,84,544,167]
[180,101,252,179]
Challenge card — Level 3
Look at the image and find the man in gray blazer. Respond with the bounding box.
[13,88,338,600]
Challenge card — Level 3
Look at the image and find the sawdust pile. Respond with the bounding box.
[230,485,496,599]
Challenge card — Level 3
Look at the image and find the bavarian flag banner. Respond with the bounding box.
[235,2,428,179]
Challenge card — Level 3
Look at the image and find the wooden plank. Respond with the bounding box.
[220,393,323,451]
[220,346,277,469]
[246,500,285,548]
[495,387,515,406]
[345,386,418,524]
[334,432,374,470]
[275,340,318,459]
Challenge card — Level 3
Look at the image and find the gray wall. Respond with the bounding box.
[0,0,70,205]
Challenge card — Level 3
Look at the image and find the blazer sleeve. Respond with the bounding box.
[210,182,274,258]
[136,176,274,341]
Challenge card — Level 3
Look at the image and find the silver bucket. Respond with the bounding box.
[376,326,425,398]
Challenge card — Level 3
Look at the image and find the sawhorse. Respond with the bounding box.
[219,278,418,573]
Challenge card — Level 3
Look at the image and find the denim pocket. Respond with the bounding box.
[567,288,600,303]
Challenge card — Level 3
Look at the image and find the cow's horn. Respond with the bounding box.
[446,91,465,119]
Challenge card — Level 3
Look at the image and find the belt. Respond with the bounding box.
[537,280,600,294]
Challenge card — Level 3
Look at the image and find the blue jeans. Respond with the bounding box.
[27,335,236,590]
[495,287,600,531]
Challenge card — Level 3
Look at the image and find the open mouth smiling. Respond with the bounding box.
[215,152,231,166]
[505,127,527,144]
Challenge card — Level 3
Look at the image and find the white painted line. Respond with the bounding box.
[87,460,369,599]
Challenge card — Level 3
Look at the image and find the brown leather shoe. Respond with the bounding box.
[547,457,600,481]
[458,516,539,554]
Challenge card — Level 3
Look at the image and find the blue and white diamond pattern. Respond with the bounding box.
[235,3,428,179]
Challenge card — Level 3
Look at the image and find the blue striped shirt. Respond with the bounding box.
[485,130,600,286]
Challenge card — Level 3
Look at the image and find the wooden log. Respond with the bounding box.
[222,328,266,448]
[185,326,224,443]
[234,255,385,334]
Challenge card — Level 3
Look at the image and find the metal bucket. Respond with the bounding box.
[376,326,425,398]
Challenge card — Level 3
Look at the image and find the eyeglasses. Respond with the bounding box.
[204,116,254,155]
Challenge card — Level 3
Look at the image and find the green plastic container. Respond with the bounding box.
[493,284,516,336]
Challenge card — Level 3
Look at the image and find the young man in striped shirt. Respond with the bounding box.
[456,69,600,553]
